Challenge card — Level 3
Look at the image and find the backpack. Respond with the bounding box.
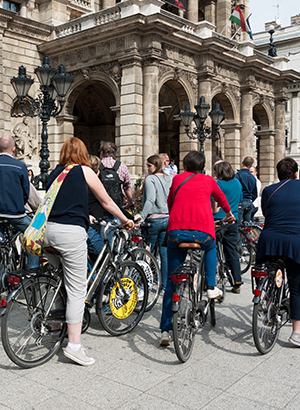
[99,161,124,208]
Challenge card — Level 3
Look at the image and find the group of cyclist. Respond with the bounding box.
[1,133,300,366]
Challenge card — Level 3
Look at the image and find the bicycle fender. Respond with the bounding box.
[172,300,179,312]
[252,295,260,304]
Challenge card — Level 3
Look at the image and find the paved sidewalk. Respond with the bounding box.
[0,272,299,410]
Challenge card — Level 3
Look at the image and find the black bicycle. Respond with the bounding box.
[171,242,216,363]
[251,258,290,354]
[215,221,235,302]
[1,221,148,368]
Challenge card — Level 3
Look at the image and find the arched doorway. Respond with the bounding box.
[159,80,188,168]
[72,81,116,156]
[253,103,270,178]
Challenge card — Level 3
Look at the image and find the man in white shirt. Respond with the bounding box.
[250,166,262,220]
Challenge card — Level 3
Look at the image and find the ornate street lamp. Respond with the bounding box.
[268,25,277,57]
[180,96,225,153]
[11,56,74,189]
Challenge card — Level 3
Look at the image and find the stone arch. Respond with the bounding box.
[66,71,120,155]
[211,87,238,121]
[158,71,194,166]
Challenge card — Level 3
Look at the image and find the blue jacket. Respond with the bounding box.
[0,153,29,217]
[235,168,257,202]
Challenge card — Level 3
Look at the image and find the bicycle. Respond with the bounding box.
[111,223,161,311]
[215,220,235,302]
[171,242,217,363]
[0,220,26,297]
[238,221,264,274]
[1,220,148,368]
[251,258,290,354]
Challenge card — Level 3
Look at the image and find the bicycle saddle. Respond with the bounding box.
[178,243,201,249]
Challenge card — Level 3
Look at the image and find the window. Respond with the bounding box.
[3,0,20,13]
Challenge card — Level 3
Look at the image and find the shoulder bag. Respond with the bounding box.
[22,164,75,257]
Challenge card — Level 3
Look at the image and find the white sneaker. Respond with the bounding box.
[63,345,95,366]
[207,287,223,299]
[160,331,170,346]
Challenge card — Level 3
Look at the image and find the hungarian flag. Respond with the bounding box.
[229,5,251,36]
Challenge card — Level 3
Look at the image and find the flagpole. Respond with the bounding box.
[220,20,230,36]
[230,26,241,41]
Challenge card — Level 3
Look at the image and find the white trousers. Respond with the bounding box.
[43,222,87,325]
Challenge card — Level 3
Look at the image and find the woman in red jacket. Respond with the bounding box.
[160,151,233,346]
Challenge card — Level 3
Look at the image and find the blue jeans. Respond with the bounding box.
[101,212,120,247]
[160,229,217,332]
[87,226,104,260]
[0,216,40,269]
[145,216,169,290]
[238,200,254,225]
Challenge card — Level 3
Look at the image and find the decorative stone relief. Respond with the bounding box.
[214,64,239,81]
[12,117,37,160]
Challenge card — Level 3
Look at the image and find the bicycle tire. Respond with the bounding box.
[210,299,216,327]
[252,278,281,354]
[1,275,67,368]
[126,247,161,311]
[96,260,148,336]
[238,229,253,274]
[173,280,195,363]
[215,262,226,303]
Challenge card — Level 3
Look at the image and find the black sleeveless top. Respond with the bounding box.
[47,164,89,231]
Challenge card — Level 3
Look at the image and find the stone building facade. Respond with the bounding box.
[1,0,300,187]
[254,15,300,168]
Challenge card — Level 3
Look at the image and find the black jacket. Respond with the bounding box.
[0,153,29,217]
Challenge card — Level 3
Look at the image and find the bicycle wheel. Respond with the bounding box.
[252,278,281,354]
[96,260,148,336]
[1,275,67,368]
[173,279,195,363]
[215,262,226,302]
[127,247,161,311]
[238,229,253,274]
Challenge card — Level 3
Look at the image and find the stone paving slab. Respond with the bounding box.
[0,270,299,410]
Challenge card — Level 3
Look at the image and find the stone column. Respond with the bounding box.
[49,114,76,169]
[240,88,254,161]
[198,78,213,174]
[216,0,231,37]
[0,28,4,133]
[187,0,198,23]
[204,0,216,26]
[143,59,159,163]
[289,91,299,155]
[179,123,197,173]
[274,97,287,173]
[256,130,276,188]
[102,0,116,9]
[119,57,143,180]
[221,122,242,172]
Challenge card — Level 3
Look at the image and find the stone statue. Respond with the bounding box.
[13,117,36,160]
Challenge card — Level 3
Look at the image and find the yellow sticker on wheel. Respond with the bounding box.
[275,269,283,288]
[110,278,138,319]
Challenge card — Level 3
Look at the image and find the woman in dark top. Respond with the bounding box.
[43,137,132,366]
[256,157,300,347]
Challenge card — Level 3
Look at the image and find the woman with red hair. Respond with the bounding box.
[43,137,131,366]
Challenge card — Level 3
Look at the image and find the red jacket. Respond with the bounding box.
[167,172,230,240]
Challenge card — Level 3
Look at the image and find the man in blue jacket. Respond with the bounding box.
[236,156,258,224]
[0,135,39,268]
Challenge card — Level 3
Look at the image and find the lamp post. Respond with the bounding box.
[268,25,277,57]
[11,55,74,189]
[180,96,225,153]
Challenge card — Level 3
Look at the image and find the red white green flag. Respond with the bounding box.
[229,5,249,34]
